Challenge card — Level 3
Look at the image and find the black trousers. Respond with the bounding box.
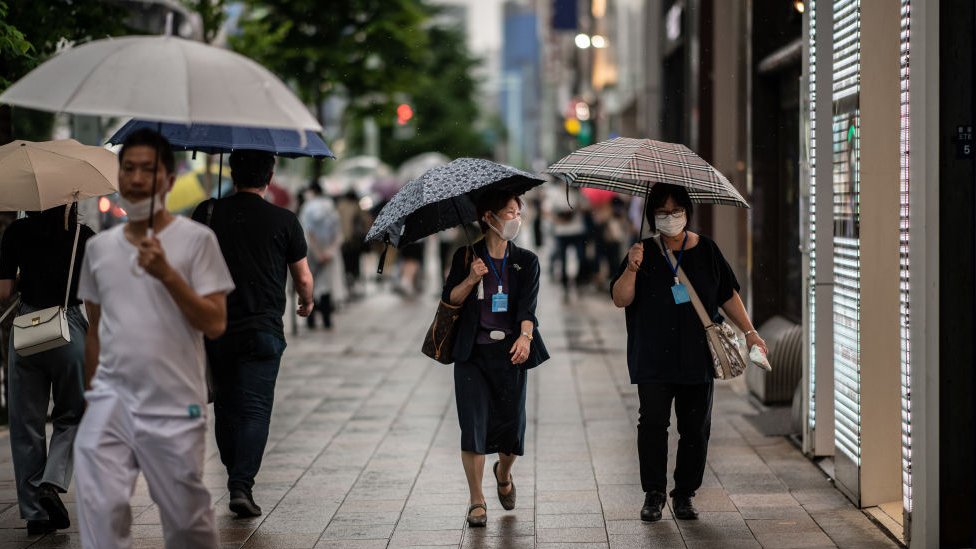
[637,381,714,497]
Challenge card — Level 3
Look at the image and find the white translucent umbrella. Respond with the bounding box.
[0,140,118,211]
[0,35,321,132]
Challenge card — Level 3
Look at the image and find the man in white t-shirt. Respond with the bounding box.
[75,129,235,548]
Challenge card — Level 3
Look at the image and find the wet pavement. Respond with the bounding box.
[0,278,900,548]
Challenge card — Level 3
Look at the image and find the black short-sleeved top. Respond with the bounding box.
[191,192,307,339]
[609,235,740,385]
[0,217,95,308]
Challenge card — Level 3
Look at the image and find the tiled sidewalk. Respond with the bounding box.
[0,283,899,548]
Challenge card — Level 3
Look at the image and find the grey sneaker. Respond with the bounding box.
[229,489,262,518]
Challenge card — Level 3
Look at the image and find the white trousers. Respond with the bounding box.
[73,389,218,549]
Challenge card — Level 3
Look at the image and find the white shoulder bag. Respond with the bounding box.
[12,222,80,357]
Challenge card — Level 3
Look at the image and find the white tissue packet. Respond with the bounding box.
[749,344,772,371]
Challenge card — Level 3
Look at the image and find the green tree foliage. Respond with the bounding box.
[230,0,429,117]
[0,2,32,90]
[182,0,227,44]
[0,0,128,88]
[0,0,128,144]
[371,23,492,167]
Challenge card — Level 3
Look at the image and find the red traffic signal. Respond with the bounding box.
[396,103,414,125]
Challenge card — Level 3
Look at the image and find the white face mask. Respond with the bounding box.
[490,213,521,241]
[655,212,687,237]
[119,194,167,222]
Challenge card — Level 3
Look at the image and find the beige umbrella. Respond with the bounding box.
[0,140,118,211]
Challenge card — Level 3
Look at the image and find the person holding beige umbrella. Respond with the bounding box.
[0,139,117,536]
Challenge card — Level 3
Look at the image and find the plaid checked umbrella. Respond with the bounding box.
[545,137,749,208]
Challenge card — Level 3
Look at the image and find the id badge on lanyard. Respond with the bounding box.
[671,278,691,304]
[663,235,691,305]
[486,245,510,312]
[492,286,509,312]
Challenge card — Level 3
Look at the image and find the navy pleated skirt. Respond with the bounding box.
[454,339,527,455]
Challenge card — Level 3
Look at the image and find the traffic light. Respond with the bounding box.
[396,103,414,125]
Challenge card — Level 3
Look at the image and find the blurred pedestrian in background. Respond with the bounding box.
[442,190,549,527]
[299,182,343,329]
[191,149,314,517]
[546,185,588,302]
[335,189,370,299]
[75,129,233,547]
[610,183,766,523]
[0,203,93,535]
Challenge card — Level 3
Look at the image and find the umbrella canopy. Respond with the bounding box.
[365,158,544,248]
[546,137,749,208]
[0,140,118,211]
[106,119,334,159]
[581,187,617,207]
[167,165,233,214]
[0,35,321,132]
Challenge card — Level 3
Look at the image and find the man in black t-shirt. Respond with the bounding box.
[191,150,314,518]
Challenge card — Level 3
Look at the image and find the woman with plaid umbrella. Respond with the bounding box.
[610,183,766,522]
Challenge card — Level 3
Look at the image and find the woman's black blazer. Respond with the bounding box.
[441,240,550,369]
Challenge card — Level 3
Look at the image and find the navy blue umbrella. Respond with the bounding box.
[107,119,334,159]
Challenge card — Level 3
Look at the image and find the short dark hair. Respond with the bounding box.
[646,183,694,222]
[476,191,523,234]
[119,128,175,174]
[229,149,275,189]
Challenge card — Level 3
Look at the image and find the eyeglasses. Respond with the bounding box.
[653,208,686,220]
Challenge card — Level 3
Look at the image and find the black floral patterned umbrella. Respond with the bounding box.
[365,158,544,248]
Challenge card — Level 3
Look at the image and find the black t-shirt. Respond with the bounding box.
[191,192,307,338]
[609,235,739,385]
[0,217,95,308]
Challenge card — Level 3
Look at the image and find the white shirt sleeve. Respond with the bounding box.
[189,230,235,297]
[76,239,99,304]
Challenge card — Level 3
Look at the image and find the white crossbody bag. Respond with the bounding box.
[11,222,80,357]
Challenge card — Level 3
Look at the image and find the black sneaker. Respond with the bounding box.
[26,519,56,536]
[640,491,667,522]
[229,489,262,518]
[38,484,70,530]
[672,495,699,520]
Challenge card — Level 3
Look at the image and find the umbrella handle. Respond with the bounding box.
[376,239,390,275]
[637,187,649,242]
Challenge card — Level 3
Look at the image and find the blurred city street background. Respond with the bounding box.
[0,0,972,548]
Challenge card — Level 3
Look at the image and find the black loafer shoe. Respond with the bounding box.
[38,484,70,530]
[229,489,262,518]
[640,491,667,522]
[27,519,56,536]
[672,496,699,520]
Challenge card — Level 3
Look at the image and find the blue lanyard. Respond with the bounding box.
[660,233,688,284]
[484,244,509,292]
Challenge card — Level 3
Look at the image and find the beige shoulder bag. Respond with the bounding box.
[12,222,80,357]
[654,236,747,380]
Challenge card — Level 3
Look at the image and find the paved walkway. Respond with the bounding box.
[0,280,899,548]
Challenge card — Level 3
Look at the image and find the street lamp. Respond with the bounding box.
[576,33,608,49]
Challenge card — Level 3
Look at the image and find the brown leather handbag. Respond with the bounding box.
[422,299,463,364]
[422,247,470,364]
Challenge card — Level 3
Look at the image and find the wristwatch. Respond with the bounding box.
[521,331,533,341]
